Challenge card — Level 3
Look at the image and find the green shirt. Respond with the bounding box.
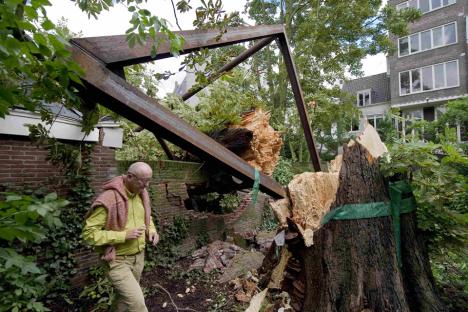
[83,191,157,256]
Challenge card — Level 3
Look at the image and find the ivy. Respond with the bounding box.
[145,216,190,269]
[27,125,95,307]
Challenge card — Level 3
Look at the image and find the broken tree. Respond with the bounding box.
[264,125,444,312]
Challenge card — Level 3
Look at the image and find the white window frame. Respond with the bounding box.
[398,21,457,57]
[365,114,384,129]
[396,0,456,14]
[399,60,460,96]
[356,89,372,107]
[466,16,468,42]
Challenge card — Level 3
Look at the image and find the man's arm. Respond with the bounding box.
[82,207,127,246]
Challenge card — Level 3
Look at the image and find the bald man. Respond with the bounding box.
[83,162,159,311]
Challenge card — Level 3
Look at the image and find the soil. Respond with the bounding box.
[142,258,247,312]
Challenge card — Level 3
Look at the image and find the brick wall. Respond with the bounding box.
[117,160,207,224]
[0,134,118,287]
[0,134,69,194]
[0,134,118,195]
[0,136,266,286]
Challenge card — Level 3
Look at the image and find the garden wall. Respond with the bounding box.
[0,136,268,286]
[0,134,117,194]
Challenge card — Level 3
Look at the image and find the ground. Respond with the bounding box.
[142,258,247,312]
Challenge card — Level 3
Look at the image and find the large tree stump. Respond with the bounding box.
[268,126,444,312]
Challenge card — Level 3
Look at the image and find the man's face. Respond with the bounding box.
[126,171,152,194]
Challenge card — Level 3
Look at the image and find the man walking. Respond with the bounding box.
[83,162,159,311]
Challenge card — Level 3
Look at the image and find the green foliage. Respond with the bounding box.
[219,193,241,214]
[194,192,241,214]
[79,265,115,312]
[26,127,96,306]
[0,192,68,312]
[308,90,360,161]
[377,108,400,143]
[431,248,468,311]
[407,98,468,144]
[161,69,266,134]
[115,120,167,161]
[381,141,467,250]
[145,217,190,268]
[0,0,193,132]
[272,156,294,186]
[257,203,279,232]
[244,0,418,161]
[0,0,84,121]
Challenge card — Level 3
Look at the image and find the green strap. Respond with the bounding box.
[321,181,415,267]
[251,169,260,206]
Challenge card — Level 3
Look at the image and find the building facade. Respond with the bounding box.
[343,0,467,140]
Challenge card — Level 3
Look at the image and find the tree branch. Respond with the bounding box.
[170,0,183,31]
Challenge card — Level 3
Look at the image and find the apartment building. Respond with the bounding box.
[343,0,467,140]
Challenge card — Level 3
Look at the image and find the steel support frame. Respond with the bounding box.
[70,25,321,199]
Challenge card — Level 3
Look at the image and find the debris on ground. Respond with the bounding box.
[255,230,276,254]
[218,249,264,283]
[189,240,242,273]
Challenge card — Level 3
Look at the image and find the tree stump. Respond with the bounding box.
[269,126,445,312]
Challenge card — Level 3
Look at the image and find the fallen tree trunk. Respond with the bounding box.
[265,125,444,312]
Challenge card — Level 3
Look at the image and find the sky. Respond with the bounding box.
[46,0,387,95]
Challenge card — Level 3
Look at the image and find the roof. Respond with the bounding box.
[342,73,391,104]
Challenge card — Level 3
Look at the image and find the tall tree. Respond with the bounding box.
[245,0,419,159]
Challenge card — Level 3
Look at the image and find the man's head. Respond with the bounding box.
[124,162,153,194]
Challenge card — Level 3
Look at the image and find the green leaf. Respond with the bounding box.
[41,20,55,31]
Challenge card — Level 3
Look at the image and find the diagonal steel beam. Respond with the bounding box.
[70,42,286,199]
[182,36,275,101]
[276,34,322,172]
[71,25,284,68]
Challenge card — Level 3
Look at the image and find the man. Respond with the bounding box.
[83,162,159,312]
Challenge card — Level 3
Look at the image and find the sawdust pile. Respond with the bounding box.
[233,108,283,175]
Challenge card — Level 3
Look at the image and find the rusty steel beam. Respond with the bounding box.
[276,34,322,172]
[182,36,275,101]
[71,25,284,68]
[70,43,286,198]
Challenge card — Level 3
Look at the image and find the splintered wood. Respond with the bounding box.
[270,126,386,247]
[288,170,340,246]
[232,108,283,175]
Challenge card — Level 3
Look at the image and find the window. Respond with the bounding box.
[398,22,457,56]
[444,23,456,45]
[422,66,433,90]
[396,0,456,13]
[411,69,421,92]
[431,0,441,10]
[400,72,410,95]
[434,63,445,88]
[366,115,384,130]
[399,37,409,56]
[399,60,459,95]
[446,61,459,87]
[421,30,431,50]
[397,2,409,10]
[432,26,443,47]
[357,90,371,106]
[410,34,420,53]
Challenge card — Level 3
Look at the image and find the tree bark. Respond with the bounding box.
[287,141,444,312]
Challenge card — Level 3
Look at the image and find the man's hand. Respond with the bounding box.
[125,228,145,240]
[148,232,159,246]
